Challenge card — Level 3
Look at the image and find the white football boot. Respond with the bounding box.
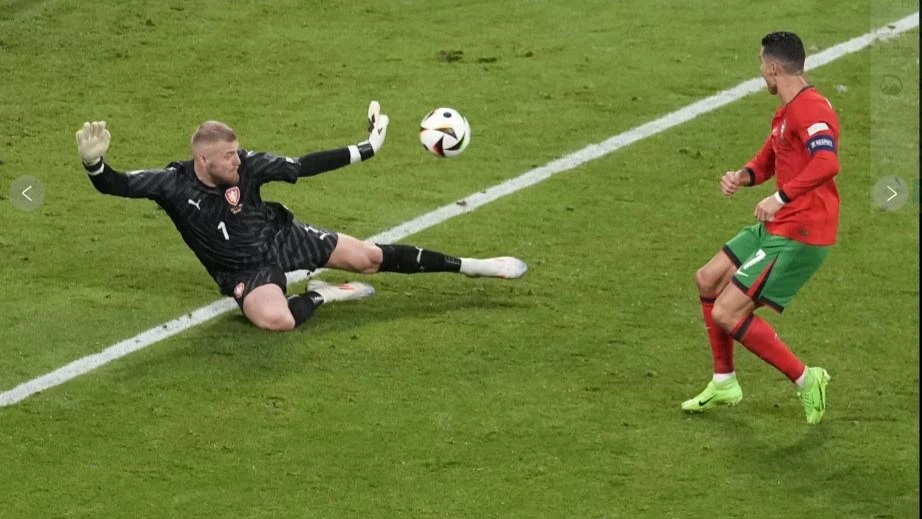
[306,280,376,303]
[459,257,528,279]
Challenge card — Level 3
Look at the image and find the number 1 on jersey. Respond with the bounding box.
[217,221,229,240]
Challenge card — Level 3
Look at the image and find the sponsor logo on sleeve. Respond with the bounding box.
[806,135,836,155]
[807,122,831,136]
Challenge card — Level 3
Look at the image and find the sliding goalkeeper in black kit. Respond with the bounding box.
[75,102,528,331]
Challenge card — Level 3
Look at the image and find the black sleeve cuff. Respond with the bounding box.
[743,167,756,186]
[777,189,792,203]
[83,159,105,174]
[356,141,374,161]
[298,148,351,177]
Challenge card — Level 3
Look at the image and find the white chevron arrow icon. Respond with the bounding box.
[886,186,898,202]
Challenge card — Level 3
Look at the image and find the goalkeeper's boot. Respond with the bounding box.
[460,257,528,279]
[796,367,830,425]
[681,377,743,413]
[307,280,375,304]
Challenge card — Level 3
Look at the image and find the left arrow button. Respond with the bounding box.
[10,176,44,211]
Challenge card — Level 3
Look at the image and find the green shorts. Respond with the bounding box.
[722,223,830,313]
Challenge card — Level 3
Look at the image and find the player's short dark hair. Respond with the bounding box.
[761,32,805,74]
[192,121,237,149]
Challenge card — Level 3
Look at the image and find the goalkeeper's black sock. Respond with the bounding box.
[376,244,462,274]
[287,292,324,328]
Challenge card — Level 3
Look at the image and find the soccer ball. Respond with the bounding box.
[419,107,471,158]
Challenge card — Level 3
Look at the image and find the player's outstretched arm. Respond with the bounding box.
[297,101,390,177]
[75,121,173,200]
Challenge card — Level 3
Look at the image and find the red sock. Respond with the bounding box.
[700,297,734,374]
[731,315,805,382]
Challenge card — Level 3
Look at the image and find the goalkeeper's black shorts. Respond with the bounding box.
[212,220,338,307]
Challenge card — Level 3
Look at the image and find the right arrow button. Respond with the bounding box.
[873,175,908,212]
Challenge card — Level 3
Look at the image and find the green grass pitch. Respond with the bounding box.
[0,1,918,517]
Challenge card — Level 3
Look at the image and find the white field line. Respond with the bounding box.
[1,13,917,408]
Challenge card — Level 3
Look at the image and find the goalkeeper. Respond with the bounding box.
[75,102,527,331]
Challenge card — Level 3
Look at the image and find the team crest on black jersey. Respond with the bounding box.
[225,187,244,214]
[225,187,240,206]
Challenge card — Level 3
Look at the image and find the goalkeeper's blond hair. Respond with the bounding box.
[191,121,237,150]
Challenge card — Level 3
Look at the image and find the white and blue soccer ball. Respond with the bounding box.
[419,107,471,158]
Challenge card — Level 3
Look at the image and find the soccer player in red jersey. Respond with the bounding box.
[682,32,839,424]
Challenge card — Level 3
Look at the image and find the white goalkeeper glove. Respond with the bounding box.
[75,121,111,166]
[366,100,389,153]
[349,101,389,163]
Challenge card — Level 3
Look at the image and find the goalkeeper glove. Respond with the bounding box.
[350,101,390,163]
[75,121,111,166]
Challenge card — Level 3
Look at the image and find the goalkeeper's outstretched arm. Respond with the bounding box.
[297,100,390,178]
[76,121,173,200]
[249,101,392,184]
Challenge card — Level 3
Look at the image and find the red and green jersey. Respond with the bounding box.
[745,86,841,246]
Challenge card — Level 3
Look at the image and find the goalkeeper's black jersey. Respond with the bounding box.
[87,149,303,274]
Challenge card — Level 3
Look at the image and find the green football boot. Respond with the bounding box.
[797,367,830,425]
[681,377,743,412]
